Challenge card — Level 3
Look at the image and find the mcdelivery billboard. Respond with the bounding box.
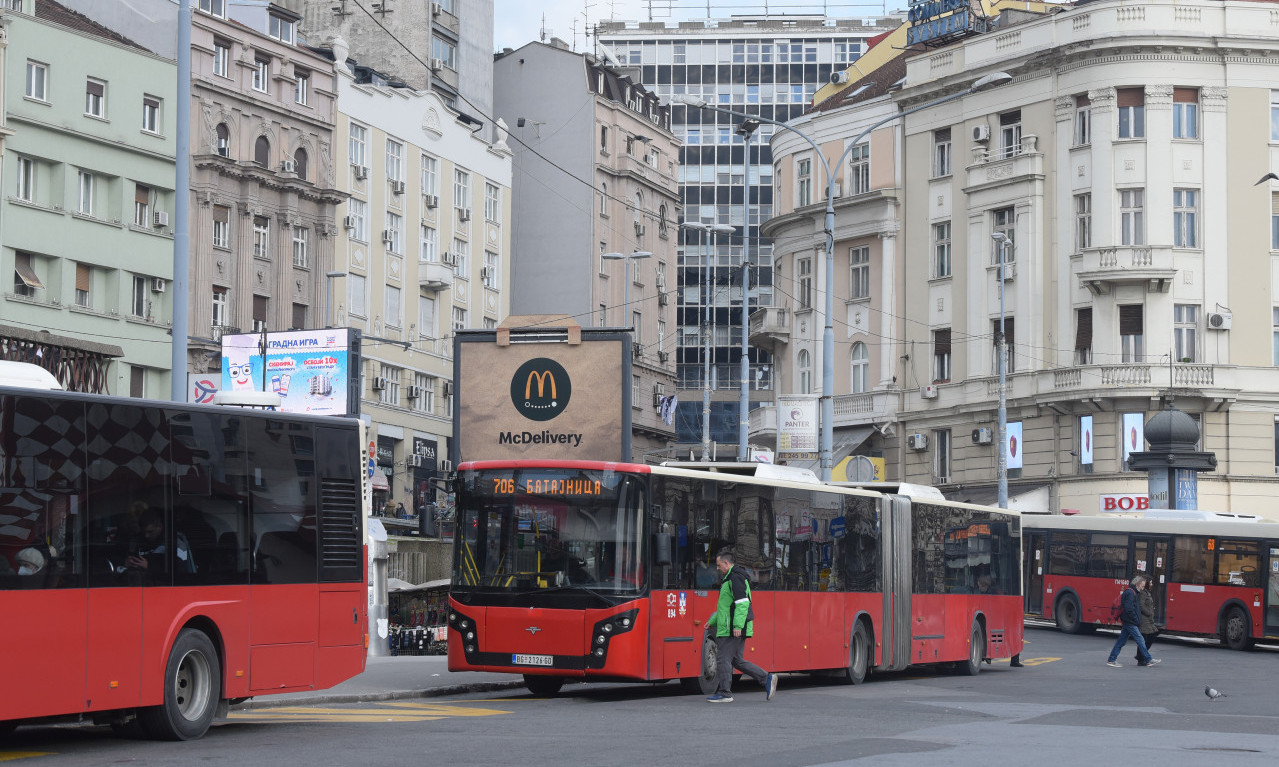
[454,320,631,463]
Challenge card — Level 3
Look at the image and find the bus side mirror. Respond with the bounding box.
[654,531,672,566]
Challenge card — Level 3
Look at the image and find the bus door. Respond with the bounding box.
[1024,531,1045,615]
[1132,536,1169,625]
[1265,544,1279,638]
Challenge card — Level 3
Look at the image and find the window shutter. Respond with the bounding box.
[14,252,46,289]
[143,97,159,110]
[76,263,90,292]
[1075,308,1093,351]
[935,127,950,142]
[135,184,150,205]
[934,328,951,356]
[86,80,104,97]
[1075,93,1091,108]
[1272,192,1279,216]
[1173,87,1198,104]
[1116,88,1144,107]
[999,110,1021,126]
[253,295,267,323]
[213,205,230,223]
[1119,304,1144,336]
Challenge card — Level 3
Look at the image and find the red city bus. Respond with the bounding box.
[448,460,1022,695]
[1022,513,1279,649]
[0,386,369,739]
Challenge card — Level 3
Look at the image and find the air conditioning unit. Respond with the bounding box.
[972,124,991,143]
[280,159,295,173]
[634,222,646,236]
[658,292,669,306]
[972,427,993,445]
[480,266,492,281]
[390,179,406,195]
[151,277,166,293]
[920,384,938,399]
[655,274,666,290]
[353,165,369,180]
[830,70,850,85]
[439,459,454,473]
[906,433,929,451]
[381,229,394,244]
[343,215,354,230]
[1207,312,1232,330]
[423,194,440,209]
[430,58,445,72]
[443,380,454,396]
[372,376,387,391]
[831,183,842,198]
[657,350,669,363]
[407,385,422,400]
[430,1,442,15]
[441,252,456,266]
[459,207,472,222]
[999,262,1016,281]
[407,454,424,468]
[153,210,169,228]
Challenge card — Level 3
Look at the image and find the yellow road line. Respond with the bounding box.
[228,700,512,725]
[0,753,54,763]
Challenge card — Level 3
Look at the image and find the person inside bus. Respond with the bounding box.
[15,547,45,577]
[122,508,196,579]
[1107,574,1161,668]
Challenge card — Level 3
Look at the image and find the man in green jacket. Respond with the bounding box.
[703,551,778,703]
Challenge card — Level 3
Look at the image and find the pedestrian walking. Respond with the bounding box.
[1134,575,1158,663]
[1107,575,1161,668]
[703,551,778,703]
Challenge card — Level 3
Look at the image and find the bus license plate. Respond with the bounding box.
[513,653,553,666]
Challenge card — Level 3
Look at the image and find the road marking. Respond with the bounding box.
[228,701,512,725]
[0,753,54,763]
[995,657,1060,666]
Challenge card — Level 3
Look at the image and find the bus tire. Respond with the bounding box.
[960,622,984,676]
[1222,606,1254,651]
[690,633,718,696]
[523,675,565,696]
[841,622,871,685]
[138,628,221,741]
[1055,593,1085,635]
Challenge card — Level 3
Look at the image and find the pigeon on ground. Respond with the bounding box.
[1205,686,1227,701]
[1255,172,1279,186]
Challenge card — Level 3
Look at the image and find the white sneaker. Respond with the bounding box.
[1106,661,1122,668]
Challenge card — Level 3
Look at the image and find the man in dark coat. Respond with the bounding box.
[1106,575,1160,668]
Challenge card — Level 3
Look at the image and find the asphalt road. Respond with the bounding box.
[6,627,1279,766]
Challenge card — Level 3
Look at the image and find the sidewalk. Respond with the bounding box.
[239,655,527,709]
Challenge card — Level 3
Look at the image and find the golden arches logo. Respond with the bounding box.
[524,369,557,400]
[510,358,571,422]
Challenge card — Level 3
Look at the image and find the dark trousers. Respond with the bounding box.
[714,634,767,694]
[1135,632,1157,661]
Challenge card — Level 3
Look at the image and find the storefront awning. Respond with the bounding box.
[370,470,390,491]
[944,482,1050,510]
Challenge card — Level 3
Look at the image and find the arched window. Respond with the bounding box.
[798,349,811,394]
[658,204,668,235]
[634,191,643,224]
[254,135,270,167]
[600,182,608,216]
[850,342,869,393]
[294,147,308,181]
[600,125,608,153]
[216,123,230,157]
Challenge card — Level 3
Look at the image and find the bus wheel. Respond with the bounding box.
[1055,594,1084,634]
[841,622,871,685]
[690,633,719,696]
[960,623,984,676]
[523,675,565,697]
[1222,606,1254,651]
[138,628,221,741]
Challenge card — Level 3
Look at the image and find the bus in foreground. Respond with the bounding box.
[448,460,1022,695]
[0,383,369,739]
[1022,513,1279,649]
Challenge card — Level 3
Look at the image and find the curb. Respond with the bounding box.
[237,680,528,710]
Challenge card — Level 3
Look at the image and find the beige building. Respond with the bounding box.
[762,0,1279,515]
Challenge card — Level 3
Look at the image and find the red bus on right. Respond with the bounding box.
[1022,513,1279,650]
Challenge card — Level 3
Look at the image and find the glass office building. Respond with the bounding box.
[598,17,900,448]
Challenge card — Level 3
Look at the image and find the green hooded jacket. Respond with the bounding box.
[705,565,753,638]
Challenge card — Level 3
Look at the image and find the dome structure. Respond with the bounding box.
[1144,406,1200,454]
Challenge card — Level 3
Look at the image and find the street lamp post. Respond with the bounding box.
[991,233,1011,509]
[674,71,1011,481]
[601,251,653,324]
[737,118,760,462]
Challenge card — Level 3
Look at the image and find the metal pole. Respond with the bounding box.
[701,227,711,462]
[170,1,192,401]
[325,271,344,328]
[738,121,757,462]
[994,234,1010,509]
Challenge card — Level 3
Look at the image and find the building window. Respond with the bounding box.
[992,207,1015,264]
[385,139,403,182]
[797,157,812,207]
[1173,88,1198,139]
[432,36,457,69]
[131,275,148,318]
[933,429,951,481]
[377,363,400,405]
[212,287,228,327]
[1074,307,1093,365]
[385,212,403,253]
[600,125,609,154]
[216,123,230,157]
[268,12,296,45]
[453,169,470,211]
[1120,188,1145,246]
[13,252,42,297]
[130,366,147,398]
[294,70,309,105]
[1272,90,1279,141]
[485,183,500,222]
[292,226,308,268]
[451,238,469,274]
[213,40,230,78]
[212,205,230,246]
[1120,304,1144,363]
[134,184,151,227]
[421,153,438,195]
[1173,188,1198,248]
[1074,94,1091,145]
[252,57,269,92]
[599,304,608,327]
[85,79,105,118]
[75,263,91,307]
[1174,304,1199,362]
[933,128,951,177]
[850,342,869,393]
[294,302,309,332]
[797,256,812,308]
[142,96,160,133]
[15,156,34,202]
[253,216,270,259]
[849,246,869,299]
[348,198,367,242]
[348,273,367,318]
[1117,88,1145,139]
[483,251,499,289]
[1272,193,1279,249]
[599,182,608,216]
[999,110,1022,158]
[420,225,437,261]
[798,349,811,394]
[848,142,870,195]
[993,317,1016,374]
[77,170,94,215]
[25,60,47,101]
[933,221,951,278]
[294,148,308,181]
[253,295,268,332]
[412,373,434,414]
[632,310,642,343]
[452,306,467,331]
[384,284,401,328]
[932,328,951,383]
[418,294,436,339]
[199,0,225,18]
[254,135,270,167]
[1074,193,1092,252]
[349,123,367,169]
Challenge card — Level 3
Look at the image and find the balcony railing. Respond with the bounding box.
[748,305,790,351]
[1074,245,1175,295]
[418,260,453,290]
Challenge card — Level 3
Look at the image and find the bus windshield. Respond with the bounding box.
[453,467,644,595]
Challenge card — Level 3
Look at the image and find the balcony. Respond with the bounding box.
[1074,245,1175,295]
[749,389,900,443]
[748,305,790,351]
[418,260,453,290]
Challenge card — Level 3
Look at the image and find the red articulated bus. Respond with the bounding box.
[447,460,1022,695]
[0,385,369,739]
[1022,513,1279,649]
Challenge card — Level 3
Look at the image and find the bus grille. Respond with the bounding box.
[319,477,362,582]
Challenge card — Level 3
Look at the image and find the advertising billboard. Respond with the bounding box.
[220,328,360,416]
[776,395,819,461]
[454,322,631,463]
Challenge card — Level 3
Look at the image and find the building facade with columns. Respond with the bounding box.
[763,0,1279,515]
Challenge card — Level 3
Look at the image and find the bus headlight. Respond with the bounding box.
[466,631,475,641]
[596,634,606,645]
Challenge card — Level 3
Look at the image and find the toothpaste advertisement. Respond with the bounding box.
[220,329,355,415]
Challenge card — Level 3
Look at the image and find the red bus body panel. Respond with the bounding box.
[1041,575,1265,639]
